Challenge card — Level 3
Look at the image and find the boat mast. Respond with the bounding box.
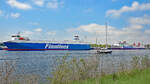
[96,36,98,44]
[105,22,108,48]
[95,33,98,50]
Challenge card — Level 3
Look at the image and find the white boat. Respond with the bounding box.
[97,48,112,54]
[97,22,112,54]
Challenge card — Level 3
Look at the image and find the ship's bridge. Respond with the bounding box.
[11,34,30,41]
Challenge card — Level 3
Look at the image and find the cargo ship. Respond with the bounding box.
[3,33,91,51]
[109,41,145,50]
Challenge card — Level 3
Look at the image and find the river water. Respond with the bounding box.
[0,50,150,81]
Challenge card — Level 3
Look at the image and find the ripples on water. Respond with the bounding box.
[0,50,150,80]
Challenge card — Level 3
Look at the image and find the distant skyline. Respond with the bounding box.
[0,0,150,44]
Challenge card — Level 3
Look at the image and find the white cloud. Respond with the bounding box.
[32,0,44,7]
[47,0,64,9]
[106,1,150,17]
[112,0,117,2]
[10,13,20,18]
[47,0,58,9]
[21,29,57,40]
[47,31,56,35]
[145,29,150,34]
[22,31,33,37]
[67,24,120,44]
[7,0,32,10]
[68,23,121,36]
[129,15,150,25]
[34,28,42,32]
[29,22,39,25]
[0,10,2,15]
[128,25,143,30]
[67,23,150,44]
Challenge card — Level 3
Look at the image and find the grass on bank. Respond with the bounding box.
[49,55,150,84]
[70,68,150,84]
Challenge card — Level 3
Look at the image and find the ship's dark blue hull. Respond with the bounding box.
[3,42,91,51]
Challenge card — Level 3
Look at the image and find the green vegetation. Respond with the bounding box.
[90,44,111,48]
[69,68,150,84]
[144,44,150,49]
[49,56,99,84]
[49,55,150,84]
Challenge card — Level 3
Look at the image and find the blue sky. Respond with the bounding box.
[0,0,150,44]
